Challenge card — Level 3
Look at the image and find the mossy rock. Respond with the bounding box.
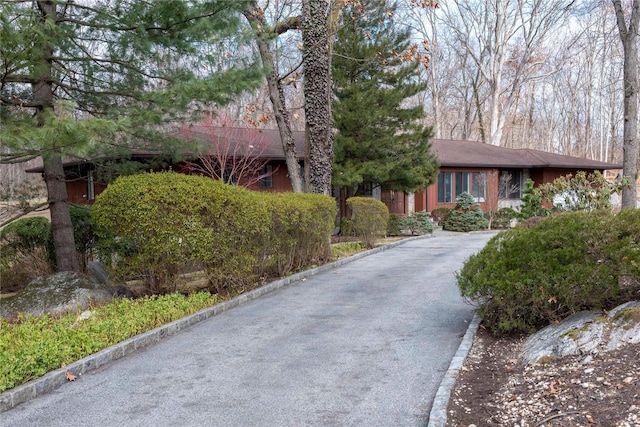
[0,272,114,318]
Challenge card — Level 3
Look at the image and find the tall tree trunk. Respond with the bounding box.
[613,0,639,209]
[35,1,80,272]
[242,7,304,193]
[302,0,334,195]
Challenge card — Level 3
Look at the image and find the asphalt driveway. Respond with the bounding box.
[1,231,494,427]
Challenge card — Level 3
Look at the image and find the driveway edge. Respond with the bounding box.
[0,235,429,413]
[427,313,481,427]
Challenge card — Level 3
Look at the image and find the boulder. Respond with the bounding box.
[0,271,114,318]
[522,301,640,365]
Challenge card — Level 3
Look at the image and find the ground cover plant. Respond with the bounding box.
[457,209,640,335]
[0,292,218,393]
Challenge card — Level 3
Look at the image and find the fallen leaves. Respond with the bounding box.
[66,371,76,382]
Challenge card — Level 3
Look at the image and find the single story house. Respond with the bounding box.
[27,126,307,205]
[27,130,622,216]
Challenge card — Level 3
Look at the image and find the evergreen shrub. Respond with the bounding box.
[0,217,50,252]
[346,197,389,248]
[457,210,640,335]
[400,211,433,235]
[387,214,401,236]
[93,172,336,294]
[443,192,488,232]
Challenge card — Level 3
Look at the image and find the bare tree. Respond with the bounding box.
[612,0,639,208]
[176,115,276,188]
[439,0,572,146]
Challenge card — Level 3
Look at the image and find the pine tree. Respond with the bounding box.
[332,0,438,195]
[0,1,261,271]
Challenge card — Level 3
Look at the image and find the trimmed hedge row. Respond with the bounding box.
[457,209,640,335]
[93,172,336,295]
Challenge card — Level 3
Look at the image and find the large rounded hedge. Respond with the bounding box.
[93,172,336,294]
[457,209,640,335]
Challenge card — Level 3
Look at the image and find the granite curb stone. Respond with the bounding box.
[0,234,430,413]
[428,313,482,427]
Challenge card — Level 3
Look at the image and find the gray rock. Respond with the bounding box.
[522,301,640,365]
[0,271,114,318]
[522,311,602,365]
[87,261,110,284]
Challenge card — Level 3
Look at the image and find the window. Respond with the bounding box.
[471,172,486,201]
[455,172,470,196]
[438,171,486,204]
[500,170,523,199]
[437,172,453,203]
[260,165,273,188]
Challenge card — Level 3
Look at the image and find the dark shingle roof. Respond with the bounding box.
[174,126,306,160]
[430,139,621,170]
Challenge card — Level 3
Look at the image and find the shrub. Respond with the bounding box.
[1,217,54,292]
[0,217,51,252]
[93,172,336,294]
[537,170,627,212]
[400,211,433,235]
[263,192,336,277]
[430,207,452,226]
[488,207,519,230]
[346,197,389,248]
[519,178,549,219]
[387,214,401,236]
[443,192,488,232]
[457,210,640,335]
[0,247,53,294]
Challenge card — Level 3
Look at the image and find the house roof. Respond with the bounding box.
[430,139,622,170]
[26,130,621,173]
[172,126,306,161]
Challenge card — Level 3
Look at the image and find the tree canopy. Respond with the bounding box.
[0,0,262,271]
[331,0,438,195]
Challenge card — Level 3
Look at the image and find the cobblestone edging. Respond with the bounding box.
[427,314,481,427]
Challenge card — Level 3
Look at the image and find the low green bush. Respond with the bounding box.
[488,207,519,229]
[264,192,336,277]
[457,210,640,335]
[0,217,50,252]
[443,192,488,232]
[1,217,54,292]
[346,197,389,248]
[387,214,401,236]
[93,172,336,294]
[400,211,433,235]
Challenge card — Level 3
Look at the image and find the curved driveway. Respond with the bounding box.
[1,231,494,427]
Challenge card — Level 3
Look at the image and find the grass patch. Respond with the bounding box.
[331,241,365,260]
[0,292,217,393]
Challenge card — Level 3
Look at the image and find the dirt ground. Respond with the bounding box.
[446,325,640,427]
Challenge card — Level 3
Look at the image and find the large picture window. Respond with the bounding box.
[438,171,486,204]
